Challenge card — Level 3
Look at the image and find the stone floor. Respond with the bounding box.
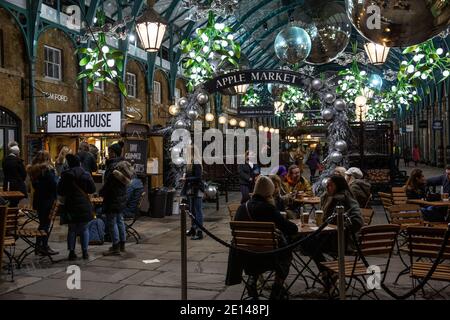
[1,163,449,300]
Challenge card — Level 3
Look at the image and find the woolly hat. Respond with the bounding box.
[345,167,363,179]
[253,175,275,198]
[108,141,123,157]
[66,154,80,168]
[9,145,20,156]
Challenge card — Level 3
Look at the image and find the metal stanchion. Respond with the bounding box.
[180,202,188,300]
[336,205,346,300]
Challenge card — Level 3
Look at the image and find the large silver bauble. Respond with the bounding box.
[311,79,323,91]
[274,26,312,64]
[178,97,189,109]
[324,93,336,104]
[187,109,200,120]
[321,177,330,189]
[205,184,218,199]
[330,151,343,164]
[173,157,186,167]
[293,1,352,65]
[174,119,190,129]
[334,99,346,111]
[196,93,209,105]
[322,108,334,121]
[345,0,450,47]
[171,145,182,155]
[335,140,348,153]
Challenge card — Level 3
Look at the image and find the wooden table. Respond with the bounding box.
[291,221,337,235]
[294,197,321,215]
[407,199,450,207]
[0,191,25,199]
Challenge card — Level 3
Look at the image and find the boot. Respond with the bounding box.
[82,250,89,260]
[68,250,77,261]
[270,282,288,300]
[102,243,121,256]
[186,227,195,236]
[119,241,126,252]
[246,276,259,300]
[43,246,59,255]
[191,230,203,240]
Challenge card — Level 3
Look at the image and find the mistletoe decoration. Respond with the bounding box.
[76,11,127,96]
[241,86,261,106]
[180,11,241,92]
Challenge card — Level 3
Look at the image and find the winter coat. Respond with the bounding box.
[306,152,320,170]
[122,177,144,218]
[412,148,420,162]
[77,150,98,174]
[57,166,96,223]
[29,164,57,215]
[55,161,69,177]
[2,154,27,196]
[238,163,260,186]
[181,164,204,197]
[406,185,427,200]
[349,179,372,208]
[427,174,450,194]
[99,157,128,215]
[283,176,313,196]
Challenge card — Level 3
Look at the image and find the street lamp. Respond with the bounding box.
[364,42,390,65]
[135,0,167,53]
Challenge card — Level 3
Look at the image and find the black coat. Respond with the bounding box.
[181,164,203,197]
[99,157,127,215]
[238,163,260,186]
[57,166,96,223]
[77,151,98,174]
[31,165,57,215]
[2,155,27,196]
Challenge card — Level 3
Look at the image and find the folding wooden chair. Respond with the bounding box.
[2,207,19,281]
[391,187,408,205]
[378,192,393,223]
[361,208,375,226]
[230,221,283,300]
[125,192,145,244]
[320,224,400,299]
[406,225,450,299]
[16,201,59,268]
[227,203,241,220]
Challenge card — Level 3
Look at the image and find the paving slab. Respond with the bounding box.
[143,271,226,291]
[0,276,42,296]
[103,284,219,300]
[49,266,140,283]
[119,270,161,285]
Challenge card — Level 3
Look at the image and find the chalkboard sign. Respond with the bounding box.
[123,139,147,176]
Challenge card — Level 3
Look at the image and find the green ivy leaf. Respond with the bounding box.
[79,56,90,67]
[117,60,123,72]
[118,79,127,97]
[87,82,94,92]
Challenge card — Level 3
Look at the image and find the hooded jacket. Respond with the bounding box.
[28,163,57,214]
[57,166,96,223]
[2,154,27,196]
[349,179,372,208]
[99,157,129,215]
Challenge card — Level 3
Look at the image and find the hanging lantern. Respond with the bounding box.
[205,113,215,122]
[218,114,227,124]
[364,42,390,65]
[135,0,168,53]
[234,83,249,95]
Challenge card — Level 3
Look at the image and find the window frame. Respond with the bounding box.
[0,30,4,68]
[153,81,161,104]
[126,72,137,98]
[44,45,62,81]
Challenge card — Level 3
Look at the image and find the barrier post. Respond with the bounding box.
[336,205,346,300]
[180,202,188,300]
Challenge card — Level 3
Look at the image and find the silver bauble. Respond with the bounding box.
[196,93,209,105]
[335,140,348,153]
[174,119,190,129]
[334,99,346,111]
[322,108,334,121]
[293,1,351,65]
[187,109,200,120]
[178,97,189,109]
[173,157,186,167]
[171,145,182,154]
[346,0,450,47]
[311,79,323,91]
[274,26,312,64]
[205,184,218,199]
[324,93,336,104]
[321,177,330,189]
[330,151,343,164]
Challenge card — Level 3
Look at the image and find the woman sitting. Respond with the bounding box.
[406,169,448,222]
[234,176,298,299]
[269,174,297,219]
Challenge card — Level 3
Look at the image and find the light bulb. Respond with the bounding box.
[264,127,269,132]
[269,128,275,133]
[274,129,280,134]
[239,120,246,128]
[129,34,135,42]
[444,70,450,77]
[205,113,214,122]
[258,125,264,131]
[107,59,115,67]
[437,48,444,55]
[218,115,227,124]
[229,118,237,126]
[168,105,179,116]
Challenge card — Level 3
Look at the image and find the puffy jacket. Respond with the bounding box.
[77,151,98,174]
[99,157,127,215]
[123,177,144,218]
[57,166,96,223]
[349,179,372,207]
[2,154,27,196]
[29,164,57,214]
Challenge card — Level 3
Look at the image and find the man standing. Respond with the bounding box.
[77,142,98,175]
[427,165,450,194]
[2,144,27,206]
[238,151,260,204]
[393,144,401,169]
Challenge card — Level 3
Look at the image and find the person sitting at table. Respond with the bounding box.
[333,166,347,177]
[269,174,297,220]
[234,176,298,300]
[406,169,448,222]
[427,165,450,194]
[345,167,371,208]
[57,154,96,260]
[300,175,363,292]
[283,164,313,196]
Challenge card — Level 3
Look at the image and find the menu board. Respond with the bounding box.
[123,139,147,176]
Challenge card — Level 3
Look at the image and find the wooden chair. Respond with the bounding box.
[364,194,372,209]
[361,208,375,226]
[406,225,450,299]
[378,192,393,223]
[320,224,400,299]
[229,221,281,300]
[388,204,423,230]
[227,203,241,220]
[391,187,408,205]
[2,207,19,281]
[125,192,145,244]
[16,201,59,268]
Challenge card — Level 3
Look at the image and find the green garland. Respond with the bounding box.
[180,11,241,92]
[76,11,127,96]
[241,86,261,106]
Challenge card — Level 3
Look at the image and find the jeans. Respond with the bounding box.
[189,196,203,230]
[106,213,126,245]
[37,210,51,248]
[67,223,89,251]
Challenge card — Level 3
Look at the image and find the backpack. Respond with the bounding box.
[88,218,105,245]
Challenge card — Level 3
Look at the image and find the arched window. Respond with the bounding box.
[0,107,21,181]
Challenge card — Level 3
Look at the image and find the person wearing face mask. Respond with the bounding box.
[233,175,298,300]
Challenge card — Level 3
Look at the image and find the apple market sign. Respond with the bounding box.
[47,111,121,133]
[203,69,306,94]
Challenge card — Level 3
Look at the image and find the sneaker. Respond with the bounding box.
[43,247,59,255]
[119,241,125,252]
[186,228,195,236]
[82,251,89,260]
[102,245,121,256]
[191,230,203,240]
[68,251,77,261]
